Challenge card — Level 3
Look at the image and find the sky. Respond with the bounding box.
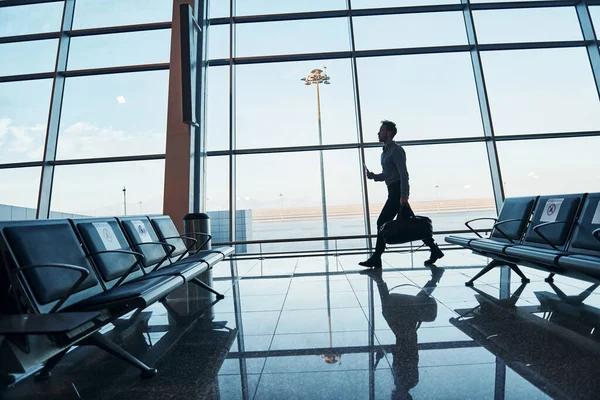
[1,0,600,220]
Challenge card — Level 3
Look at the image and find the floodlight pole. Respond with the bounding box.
[301,68,330,245]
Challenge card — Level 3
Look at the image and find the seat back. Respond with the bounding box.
[490,196,538,243]
[566,193,600,256]
[118,217,167,271]
[0,220,102,313]
[148,215,187,259]
[70,218,145,288]
[522,193,585,250]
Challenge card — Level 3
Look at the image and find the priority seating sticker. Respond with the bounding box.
[592,202,600,225]
[540,198,564,223]
[93,222,120,251]
[131,220,152,243]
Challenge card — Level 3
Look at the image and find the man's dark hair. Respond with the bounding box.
[381,120,397,137]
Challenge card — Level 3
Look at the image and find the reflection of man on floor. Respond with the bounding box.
[363,267,444,400]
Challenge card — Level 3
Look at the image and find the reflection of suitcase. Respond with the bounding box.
[380,216,433,245]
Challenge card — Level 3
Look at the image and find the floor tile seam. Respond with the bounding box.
[221,259,263,294]
[238,258,263,278]
[413,362,498,371]
[258,368,376,376]
[281,306,363,312]
[274,327,379,335]
[235,293,290,298]
[383,360,496,369]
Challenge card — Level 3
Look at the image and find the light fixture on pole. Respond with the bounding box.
[301,67,330,242]
[122,186,127,216]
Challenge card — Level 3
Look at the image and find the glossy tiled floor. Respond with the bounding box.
[4,249,600,399]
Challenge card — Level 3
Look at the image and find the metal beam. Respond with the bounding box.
[462,0,505,214]
[67,22,172,37]
[0,0,61,7]
[228,0,237,245]
[479,40,586,51]
[50,154,166,166]
[192,0,209,213]
[208,41,588,65]
[348,0,372,252]
[0,161,43,170]
[205,130,600,157]
[0,31,59,44]
[61,63,169,77]
[0,72,54,83]
[575,1,600,101]
[36,0,75,219]
[208,1,576,26]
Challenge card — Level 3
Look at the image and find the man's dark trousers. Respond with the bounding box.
[374,182,435,256]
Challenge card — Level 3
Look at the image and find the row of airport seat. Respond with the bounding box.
[445,193,600,286]
[0,215,234,382]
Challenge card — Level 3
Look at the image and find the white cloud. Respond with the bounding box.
[57,122,164,159]
[0,117,10,138]
[0,118,46,163]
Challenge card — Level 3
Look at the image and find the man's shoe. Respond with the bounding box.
[359,256,382,269]
[424,246,444,266]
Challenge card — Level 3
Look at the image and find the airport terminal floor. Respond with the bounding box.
[3,249,600,400]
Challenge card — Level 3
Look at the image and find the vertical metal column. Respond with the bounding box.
[461,0,505,214]
[191,0,206,213]
[229,0,237,246]
[576,1,600,101]
[347,0,373,251]
[36,0,76,219]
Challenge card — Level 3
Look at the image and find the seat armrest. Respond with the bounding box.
[532,220,574,250]
[184,232,212,250]
[593,228,600,243]
[13,264,90,313]
[491,218,524,244]
[464,218,497,238]
[87,250,146,287]
[161,235,199,262]
[134,242,176,271]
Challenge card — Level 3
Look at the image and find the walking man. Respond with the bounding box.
[359,120,444,269]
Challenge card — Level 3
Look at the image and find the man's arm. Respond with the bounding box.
[393,147,410,202]
[366,170,384,181]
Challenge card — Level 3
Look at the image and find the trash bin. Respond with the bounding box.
[183,212,211,252]
[183,213,216,311]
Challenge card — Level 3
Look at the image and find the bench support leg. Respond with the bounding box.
[508,263,530,283]
[34,348,69,382]
[86,332,157,379]
[192,278,225,300]
[466,259,502,286]
[549,281,599,305]
[545,273,555,283]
